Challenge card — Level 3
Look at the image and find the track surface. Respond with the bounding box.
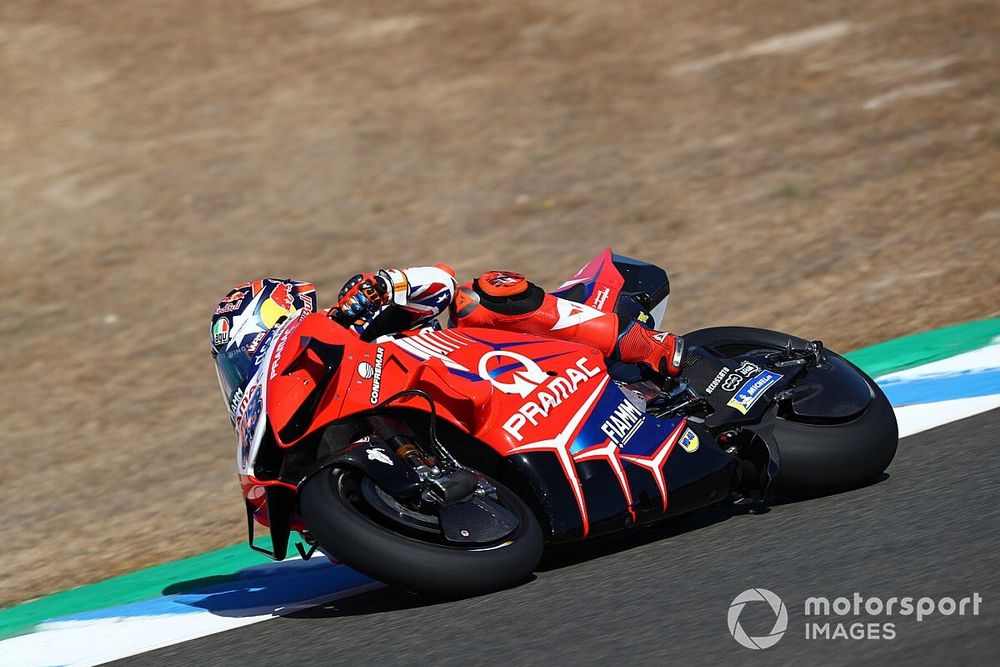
[119,410,1000,666]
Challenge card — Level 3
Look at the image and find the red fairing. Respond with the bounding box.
[240,312,626,541]
[555,247,625,313]
[255,313,610,457]
[242,477,304,531]
[235,254,683,543]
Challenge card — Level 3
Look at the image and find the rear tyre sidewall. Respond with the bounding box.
[684,326,899,497]
[300,467,544,597]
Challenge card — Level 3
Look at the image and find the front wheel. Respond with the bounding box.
[684,326,898,497]
[300,467,544,597]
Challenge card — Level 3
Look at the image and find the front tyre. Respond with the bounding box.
[300,467,543,597]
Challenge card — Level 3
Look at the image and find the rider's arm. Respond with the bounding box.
[380,264,458,321]
[336,264,457,337]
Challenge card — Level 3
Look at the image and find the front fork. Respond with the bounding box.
[365,414,484,505]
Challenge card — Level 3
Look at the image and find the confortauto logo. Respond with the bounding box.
[727,589,984,649]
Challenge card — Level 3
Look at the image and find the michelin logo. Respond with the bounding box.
[727,370,782,415]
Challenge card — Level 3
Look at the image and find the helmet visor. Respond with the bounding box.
[214,345,258,412]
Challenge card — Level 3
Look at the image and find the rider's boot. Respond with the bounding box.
[614,321,686,377]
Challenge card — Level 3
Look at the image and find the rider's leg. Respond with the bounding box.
[451,271,684,377]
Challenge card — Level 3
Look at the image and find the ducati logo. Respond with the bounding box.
[478,351,549,398]
[551,299,604,331]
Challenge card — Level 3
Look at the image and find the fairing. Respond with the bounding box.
[554,248,671,329]
[245,311,734,541]
[223,251,733,548]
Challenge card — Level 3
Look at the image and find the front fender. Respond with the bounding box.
[297,436,422,499]
[781,353,874,423]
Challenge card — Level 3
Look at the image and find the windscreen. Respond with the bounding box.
[214,344,262,414]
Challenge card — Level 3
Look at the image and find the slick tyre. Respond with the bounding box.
[300,467,543,597]
[684,326,898,497]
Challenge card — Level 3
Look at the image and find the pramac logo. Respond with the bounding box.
[478,351,550,398]
[479,350,603,441]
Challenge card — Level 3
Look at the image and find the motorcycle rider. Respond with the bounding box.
[334,264,685,377]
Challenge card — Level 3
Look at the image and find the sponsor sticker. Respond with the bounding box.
[238,385,263,467]
[485,272,522,288]
[479,350,549,398]
[270,282,295,311]
[268,311,307,380]
[245,330,267,354]
[727,370,782,414]
[357,361,375,379]
[601,399,645,447]
[705,366,730,394]
[679,428,700,453]
[212,318,230,346]
[369,347,385,404]
[592,286,612,311]
[722,374,744,392]
[501,356,602,440]
[214,301,242,315]
[229,386,245,419]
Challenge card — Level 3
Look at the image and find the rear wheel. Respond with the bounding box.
[684,326,898,496]
[300,467,543,597]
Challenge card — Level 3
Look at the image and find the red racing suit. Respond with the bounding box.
[336,265,684,377]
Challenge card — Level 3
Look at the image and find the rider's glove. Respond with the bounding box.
[335,273,392,320]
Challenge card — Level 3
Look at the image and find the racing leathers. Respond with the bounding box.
[333,265,684,377]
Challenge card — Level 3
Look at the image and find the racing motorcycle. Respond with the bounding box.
[211,250,898,596]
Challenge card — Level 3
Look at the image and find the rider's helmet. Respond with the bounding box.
[210,278,316,415]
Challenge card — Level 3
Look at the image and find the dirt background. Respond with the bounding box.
[1,0,998,607]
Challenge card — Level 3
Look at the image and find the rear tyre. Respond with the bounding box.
[684,326,898,497]
[300,467,543,597]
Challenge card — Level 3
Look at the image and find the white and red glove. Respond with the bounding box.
[334,273,392,321]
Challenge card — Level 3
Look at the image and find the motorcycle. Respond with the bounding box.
[210,249,898,596]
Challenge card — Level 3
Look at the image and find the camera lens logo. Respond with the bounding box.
[728,588,788,650]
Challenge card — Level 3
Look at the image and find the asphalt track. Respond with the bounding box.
[118,409,1000,666]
